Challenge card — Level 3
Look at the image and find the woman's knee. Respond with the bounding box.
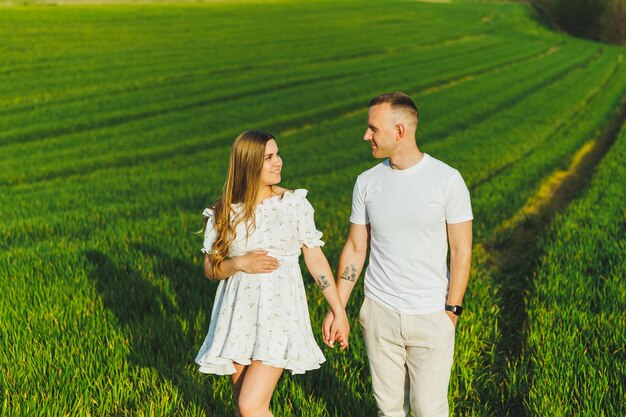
[237,395,269,417]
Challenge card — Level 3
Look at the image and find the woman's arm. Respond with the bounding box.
[302,245,350,349]
[203,251,280,280]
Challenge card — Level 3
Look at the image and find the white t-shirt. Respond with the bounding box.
[350,153,473,314]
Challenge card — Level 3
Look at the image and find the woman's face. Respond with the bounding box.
[259,139,282,187]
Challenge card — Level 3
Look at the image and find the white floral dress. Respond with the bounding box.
[195,189,326,375]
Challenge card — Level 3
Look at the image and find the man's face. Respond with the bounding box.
[364,103,397,158]
[259,139,282,187]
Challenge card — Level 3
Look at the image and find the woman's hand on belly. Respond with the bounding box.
[234,250,281,274]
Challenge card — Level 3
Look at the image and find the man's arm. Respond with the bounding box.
[322,223,370,345]
[446,221,473,326]
[302,246,350,349]
[335,223,370,305]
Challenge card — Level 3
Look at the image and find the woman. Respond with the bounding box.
[196,130,349,417]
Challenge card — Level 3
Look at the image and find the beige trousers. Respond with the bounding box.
[359,296,455,417]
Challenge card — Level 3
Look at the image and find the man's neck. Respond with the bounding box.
[388,149,424,170]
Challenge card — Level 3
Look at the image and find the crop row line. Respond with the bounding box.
[0,36,510,149]
[0,30,490,116]
[470,48,616,189]
[280,43,566,144]
[523,121,626,416]
[0,39,528,167]
[475,79,626,416]
[0,72,357,148]
[0,43,555,188]
[424,46,598,147]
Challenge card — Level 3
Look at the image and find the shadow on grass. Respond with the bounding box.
[290,344,377,417]
[288,280,378,417]
[85,243,376,416]
[85,244,231,416]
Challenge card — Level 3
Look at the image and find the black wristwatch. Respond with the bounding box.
[445,304,463,316]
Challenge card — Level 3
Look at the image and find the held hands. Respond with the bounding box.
[235,250,280,274]
[322,310,350,350]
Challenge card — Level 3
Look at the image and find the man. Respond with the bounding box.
[323,92,473,417]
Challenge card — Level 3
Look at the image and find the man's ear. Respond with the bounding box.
[395,123,405,140]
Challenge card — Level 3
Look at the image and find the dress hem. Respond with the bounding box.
[197,355,325,375]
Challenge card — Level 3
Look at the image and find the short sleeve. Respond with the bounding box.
[201,208,217,254]
[296,193,325,248]
[349,177,368,225]
[444,171,473,224]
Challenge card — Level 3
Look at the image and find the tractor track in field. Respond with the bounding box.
[0,44,558,188]
[281,43,566,139]
[471,52,625,190]
[278,42,608,191]
[0,34,335,79]
[0,71,359,148]
[413,43,563,98]
[0,27,487,81]
[1,21,402,80]
[0,48,208,79]
[477,81,626,417]
[0,37,508,149]
[0,31,490,117]
[418,47,601,147]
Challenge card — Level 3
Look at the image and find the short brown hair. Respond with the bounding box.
[369,92,419,124]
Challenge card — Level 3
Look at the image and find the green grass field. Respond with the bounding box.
[523,120,626,417]
[1,1,625,416]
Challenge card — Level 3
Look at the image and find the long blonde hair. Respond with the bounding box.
[208,130,275,276]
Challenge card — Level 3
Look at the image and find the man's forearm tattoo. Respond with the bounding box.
[316,274,331,291]
[340,264,358,282]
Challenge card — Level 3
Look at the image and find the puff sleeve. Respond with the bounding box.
[295,191,325,248]
[201,208,217,254]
